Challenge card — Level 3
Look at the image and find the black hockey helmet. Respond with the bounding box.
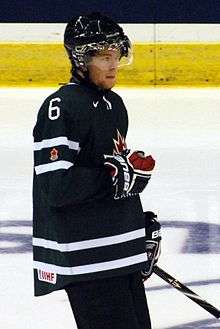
[64,12,132,69]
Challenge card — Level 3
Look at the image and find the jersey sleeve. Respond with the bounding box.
[33,94,112,207]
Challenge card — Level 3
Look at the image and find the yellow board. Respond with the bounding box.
[0,43,220,87]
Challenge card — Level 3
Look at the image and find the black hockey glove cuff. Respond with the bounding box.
[142,211,161,281]
[104,149,155,199]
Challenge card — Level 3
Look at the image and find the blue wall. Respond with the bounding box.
[0,0,220,23]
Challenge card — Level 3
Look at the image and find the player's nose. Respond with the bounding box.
[109,57,119,70]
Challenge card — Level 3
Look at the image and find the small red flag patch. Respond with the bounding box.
[50,148,58,161]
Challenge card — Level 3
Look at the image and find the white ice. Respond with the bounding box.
[0,87,219,329]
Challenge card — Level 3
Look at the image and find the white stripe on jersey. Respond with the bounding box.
[33,253,147,275]
[34,136,80,151]
[33,228,145,252]
[35,160,73,175]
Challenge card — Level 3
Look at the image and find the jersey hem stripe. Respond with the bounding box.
[33,253,147,275]
[33,228,145,252]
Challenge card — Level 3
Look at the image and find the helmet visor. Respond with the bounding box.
[83,42,133,69]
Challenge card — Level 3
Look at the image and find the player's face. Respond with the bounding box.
[87,49,120,89]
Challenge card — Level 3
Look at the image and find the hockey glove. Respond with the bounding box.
[142,211,161,281]
[104,150,155,199]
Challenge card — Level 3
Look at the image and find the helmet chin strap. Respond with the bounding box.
[70,63,88,81]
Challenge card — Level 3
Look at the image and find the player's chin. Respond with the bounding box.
[103,77,116,89]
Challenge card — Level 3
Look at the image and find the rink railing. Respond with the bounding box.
[0,24,220,87]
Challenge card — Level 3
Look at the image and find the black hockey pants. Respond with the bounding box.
[65,272,152,329]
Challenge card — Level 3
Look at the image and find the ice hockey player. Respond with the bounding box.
[32,12,161,329]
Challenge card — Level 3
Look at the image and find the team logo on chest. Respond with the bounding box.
[113,129,127,155]
[91,96,112,111]
[92,101,99,109]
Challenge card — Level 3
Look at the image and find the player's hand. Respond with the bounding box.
[141,211,161,281]
[104,149,155,199]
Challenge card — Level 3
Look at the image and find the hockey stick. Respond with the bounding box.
[153,265,220,319]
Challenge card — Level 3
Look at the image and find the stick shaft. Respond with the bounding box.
[153,265,220,319]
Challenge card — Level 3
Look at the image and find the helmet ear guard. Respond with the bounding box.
[64,12,132,70]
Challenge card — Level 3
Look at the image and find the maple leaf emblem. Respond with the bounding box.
[113,129,127,155]
[50,148,59,161]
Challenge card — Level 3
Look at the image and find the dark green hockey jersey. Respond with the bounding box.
[33,81,148,296]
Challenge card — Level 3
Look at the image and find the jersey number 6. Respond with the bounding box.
[48,97,61,120]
